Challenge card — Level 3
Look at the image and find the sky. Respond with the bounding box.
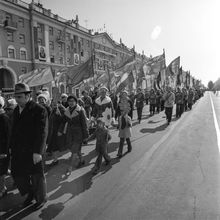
[30,0,220,86]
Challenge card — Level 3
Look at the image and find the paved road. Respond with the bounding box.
[1,92,220,220]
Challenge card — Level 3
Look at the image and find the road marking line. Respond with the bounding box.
[209,93,220,153]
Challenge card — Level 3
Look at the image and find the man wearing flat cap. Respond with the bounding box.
[10,83,48,209]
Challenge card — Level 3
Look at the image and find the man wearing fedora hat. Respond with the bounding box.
[10,83,48,209]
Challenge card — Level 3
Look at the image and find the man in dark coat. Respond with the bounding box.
[11,83,48,209]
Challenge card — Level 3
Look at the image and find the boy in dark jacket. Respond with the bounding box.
[87,118,111,174]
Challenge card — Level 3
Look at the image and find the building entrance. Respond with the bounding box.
[0,68,14,90]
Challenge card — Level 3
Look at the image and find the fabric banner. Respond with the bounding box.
[66,56,94,86]
[116,71,134,94]
[166,56,180,77]
[19,67,53,87]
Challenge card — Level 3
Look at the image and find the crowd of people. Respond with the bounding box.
[0,82,204,210]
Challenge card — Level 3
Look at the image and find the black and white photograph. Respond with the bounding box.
[0,0,220,219]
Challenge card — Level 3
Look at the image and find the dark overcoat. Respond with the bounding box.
[11,100,48,177]
[0,111,10,176]
[63,105,89,153]
[47,105,66,152]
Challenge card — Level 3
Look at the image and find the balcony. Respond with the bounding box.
[4,20,17,31]
[57,35,65,43]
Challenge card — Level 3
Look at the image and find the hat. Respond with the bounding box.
[96,117,104,124]
[61,93,68,98]
[0,96,5,108]
[6,98,17,109]
[14,83,32,94]
[37,93,48,102]
[100,86,109,92]
[121,90,128,95]
[67,94,78,103]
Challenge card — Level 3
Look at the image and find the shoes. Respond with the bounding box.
[127,148,132,153]
[23,191,34,207]
[92,169,99,175]
[33,199,47,210]
[105,159,111,166]
[0,188,7,199]
[66,167,72,176]
[50,160,59,166]
[76,160,85,168]
[117,153,122,158]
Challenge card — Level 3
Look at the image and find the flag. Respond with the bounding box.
[156,71,161,89]
[116,71,134,94]
[66,56,94,86]
[144,52,166,75]
[166,56,180,76]
[176,66,182,86]
[19,67,54,87]
[114,56,137,79]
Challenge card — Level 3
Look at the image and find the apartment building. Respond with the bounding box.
[0,0,135,96]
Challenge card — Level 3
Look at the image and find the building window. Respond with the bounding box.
[66,33,70,41]
[67,45,70,53]
[73,35,77,43]
[81,49,84,57]
[37,23,44,33]
[8,46,16,59]
[19,34,25,44]
[67,58,70,64]
[7,31,13,42]
[87,40,90,48]
[81,38,84,46]
[49,41,54,50]
[58,43,62,52]
[49,26,53,35]
[38,38,42,45]
[50,55,55,63]
[18,17,24,28]
[20,48,27,60]
[59,57,63,64]
[57,30,62,36]
[21,66,27,74]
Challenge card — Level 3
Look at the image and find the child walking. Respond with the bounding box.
[87,118,111,174]
[117,111,132,158]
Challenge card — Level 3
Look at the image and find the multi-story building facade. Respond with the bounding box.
[0,0,138,97]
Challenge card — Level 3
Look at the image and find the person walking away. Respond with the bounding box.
[156,90,162,113]
[61,95,89,175]
[134,88,145,123]
[0,96,10,199]
[175,87,184,118]
[160,89,165,111]
[11,83,48,209]
[163,86,175,125]
[149,89,156,116]
[117,110,132,158]
[187,88,195,110]
[86,118,111,175]
[182,87,188,112]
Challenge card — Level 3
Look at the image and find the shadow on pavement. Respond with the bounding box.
[140,123,168,133]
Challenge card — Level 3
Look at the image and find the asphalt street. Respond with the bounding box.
[1,91,220,220]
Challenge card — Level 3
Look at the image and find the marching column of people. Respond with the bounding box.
[0,83,204,210]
